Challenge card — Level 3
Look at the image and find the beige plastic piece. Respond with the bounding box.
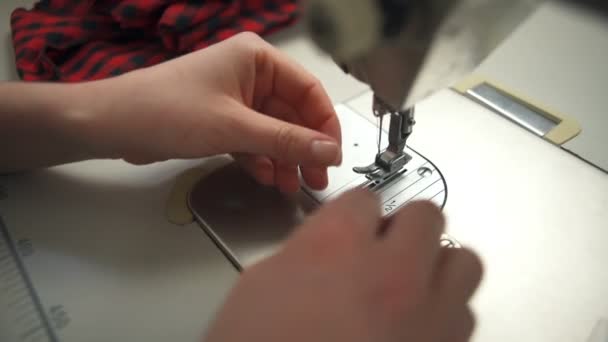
[452,75,581,145]
[165,156,232,225]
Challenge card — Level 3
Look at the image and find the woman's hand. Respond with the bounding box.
[84,32,342,193]
[203,190,483,342]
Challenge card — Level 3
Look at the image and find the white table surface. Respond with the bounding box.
[1,2,607,342]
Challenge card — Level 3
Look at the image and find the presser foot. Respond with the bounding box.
[353,150,412,191]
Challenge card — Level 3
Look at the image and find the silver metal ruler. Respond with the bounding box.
[0,216,59,342]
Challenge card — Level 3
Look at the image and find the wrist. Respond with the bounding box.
[64,75,139,161]
[47,81,112,161]
[0,81,115,172]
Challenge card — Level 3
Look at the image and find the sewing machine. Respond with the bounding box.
[1,1,608,341]
[187,0,608,267]
[304,0,607,186]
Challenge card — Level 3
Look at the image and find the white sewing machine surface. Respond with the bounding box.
[1,86,607,342]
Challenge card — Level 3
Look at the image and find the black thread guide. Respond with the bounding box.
[0,215,58,342]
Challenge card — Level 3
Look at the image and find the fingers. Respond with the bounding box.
[246,34,341,145]
[229,102,342,167]
[434,248,483,306]
[442,307,476,342]
[255,96,330,191]
[232,153,275,187]
[233,153,328,192]
[295,189,381,245]
[271,162,329,193]
[377,200,480,342]
[459,308,476,342]
[300,166,328,190]
[220,33,342,178]
[274,161,300,194]
[379,201,446,284]
[434,249,482,342]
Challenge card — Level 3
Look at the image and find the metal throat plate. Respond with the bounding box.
[189,105,453,270]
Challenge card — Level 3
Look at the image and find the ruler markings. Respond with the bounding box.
[2,276,22,292]
[8,284,29,296]
[31,336,47,342]
[18,316,42,329]
[0,216,59,342]
[15,309,39,323]
[8,292,32,307]
[0,251,10,263]
[20,324,44,340]
[0,256,14,269]
[1,266,20,279]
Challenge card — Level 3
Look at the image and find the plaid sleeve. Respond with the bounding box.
[10,0,299,82]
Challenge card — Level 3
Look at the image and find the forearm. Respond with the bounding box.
[0,81,104,174]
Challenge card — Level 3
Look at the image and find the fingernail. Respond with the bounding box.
[311,140,341,166]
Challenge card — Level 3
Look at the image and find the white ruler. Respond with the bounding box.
[0,217,58,342]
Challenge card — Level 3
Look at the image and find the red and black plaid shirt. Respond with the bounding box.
[10,0,299,81]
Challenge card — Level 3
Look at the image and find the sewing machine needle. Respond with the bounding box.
[353,115,384,175]
[377,115,383,154]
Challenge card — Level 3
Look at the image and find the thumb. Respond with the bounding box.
[285,188,382,257]
[232,106,342,167]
